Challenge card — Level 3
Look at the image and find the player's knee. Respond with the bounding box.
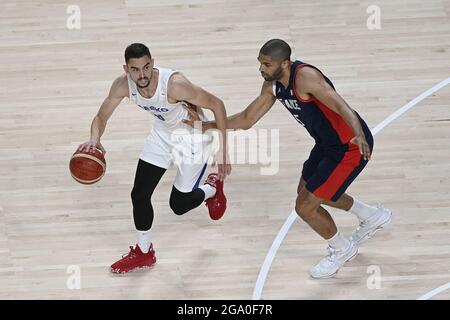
[296,207,317,222]
[170,201,189,215]
[297,178,307,195]
[169,188,191,215]
[295,198,317,221]
[131,187,148,205]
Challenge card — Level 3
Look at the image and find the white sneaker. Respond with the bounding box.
[309,240,358,279]
[350,204,392,245]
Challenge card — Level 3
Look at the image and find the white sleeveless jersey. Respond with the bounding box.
[126,67,207,132]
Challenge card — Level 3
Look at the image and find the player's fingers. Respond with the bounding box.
[85,143,96,153]
[184,101,195,109]
[185,107,198,120]
[365,145,371,161]
[213,152,220,167]
[223,164,228,175]
[223,164,231,178]
[182,119,193,127]
[185,107,194,118]
[362,143,369,160]
[80,142,89,149]
[359,143,365,155]
[218,168,225,181]
[216,165,223,179]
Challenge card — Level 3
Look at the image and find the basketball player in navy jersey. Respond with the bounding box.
[185,39,392,278]
[78,43,231,274]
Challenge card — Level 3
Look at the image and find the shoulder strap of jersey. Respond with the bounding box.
[157,67,178,97]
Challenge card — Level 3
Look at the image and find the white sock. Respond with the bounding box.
[199,184,216,200]
[349,198,378,221]
[327,231,350,250]
[137,229,152,253]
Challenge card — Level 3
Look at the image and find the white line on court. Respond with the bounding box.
[417,281,450,300]
[252,77,450,300]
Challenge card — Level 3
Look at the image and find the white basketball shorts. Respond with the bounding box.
[139,126,213,192]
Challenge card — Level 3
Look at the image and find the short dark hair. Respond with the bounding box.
[124,43,152,63]
[259,39,291,62]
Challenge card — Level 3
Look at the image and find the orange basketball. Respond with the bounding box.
[69,148,106,184]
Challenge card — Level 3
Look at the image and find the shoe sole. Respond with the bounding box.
[309,245,359,279]
[356,210,393,245]
[110,261,157,275]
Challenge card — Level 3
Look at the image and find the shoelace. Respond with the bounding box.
[355,204,385,231]
[206,178,217,186]
[325,246,339,262]
[355,220,368,232]
[121,246,137,260]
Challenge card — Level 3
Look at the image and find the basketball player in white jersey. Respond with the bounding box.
[78,43,231,274]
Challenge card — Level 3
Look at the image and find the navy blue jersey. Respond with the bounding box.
[274,60,369,148]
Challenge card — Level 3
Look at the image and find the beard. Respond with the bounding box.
[136,77,150,88]
[261,66,284,82]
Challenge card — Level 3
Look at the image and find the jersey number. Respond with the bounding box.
[293,114,305,126]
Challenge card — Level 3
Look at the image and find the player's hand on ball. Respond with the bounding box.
[78,140,106,154]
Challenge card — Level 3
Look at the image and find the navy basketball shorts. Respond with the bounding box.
[302,133,374,202]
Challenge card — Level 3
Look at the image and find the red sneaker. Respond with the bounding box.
[204,173,227,220]
[110,244,156,274]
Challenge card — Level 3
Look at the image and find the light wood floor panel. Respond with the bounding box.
[0,0,449,299]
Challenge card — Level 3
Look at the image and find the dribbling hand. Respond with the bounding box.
[78,140,106,154]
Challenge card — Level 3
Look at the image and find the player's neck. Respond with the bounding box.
[278,69,291,89]
[277,61,293,89]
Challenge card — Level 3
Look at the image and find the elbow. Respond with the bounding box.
[210,97,225,111]
[240,115,253,130]
[241,122,252,130]
[216,100,226,115]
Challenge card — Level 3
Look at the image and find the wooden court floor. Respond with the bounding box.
[0,0,449,299]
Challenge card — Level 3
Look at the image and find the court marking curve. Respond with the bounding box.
[252,77,450,300]
[417,281,450,300]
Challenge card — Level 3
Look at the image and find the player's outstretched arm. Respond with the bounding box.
[184,80,276,131]
[78,75,128,153]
